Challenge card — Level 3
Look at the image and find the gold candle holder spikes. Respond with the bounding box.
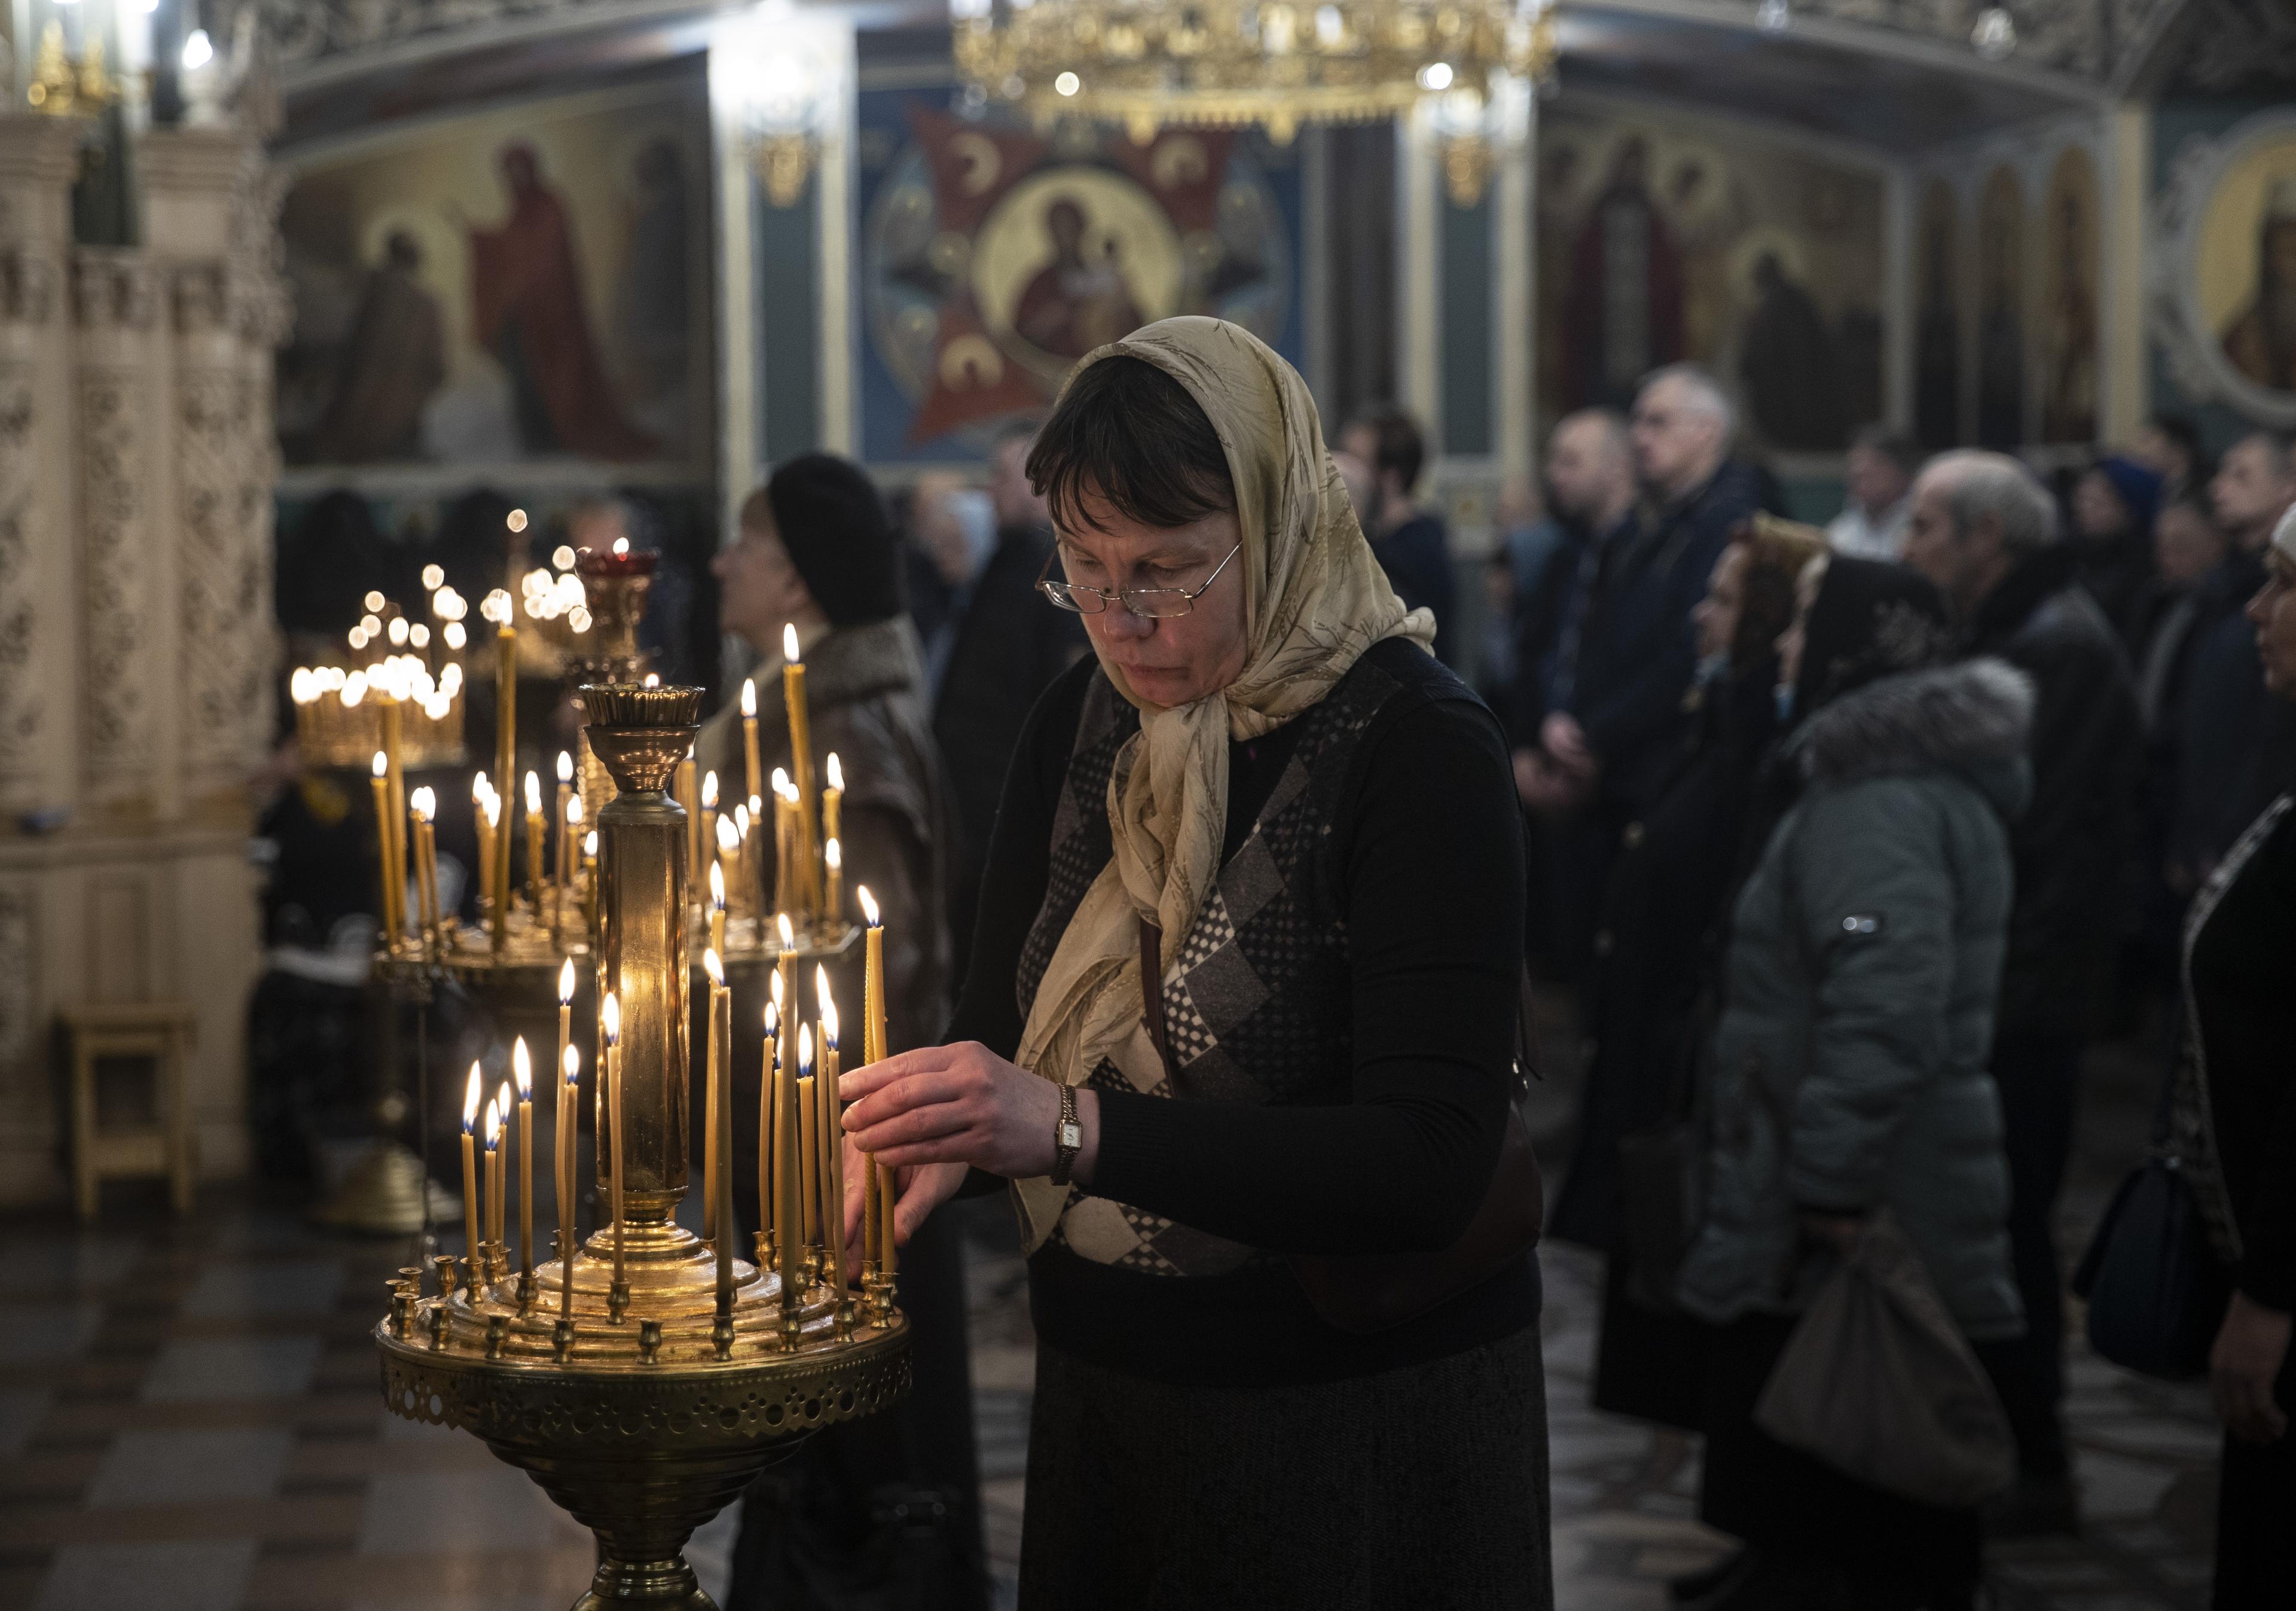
[514,1038,536,1302]
[378,680,909,1611]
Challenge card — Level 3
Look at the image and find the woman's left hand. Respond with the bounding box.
[839,1041,1099,1185]
[2209,1289,2292,1446]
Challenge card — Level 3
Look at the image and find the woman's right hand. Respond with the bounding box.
[839,1149,969,1273]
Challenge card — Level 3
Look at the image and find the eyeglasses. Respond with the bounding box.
[1037,542,1242,618]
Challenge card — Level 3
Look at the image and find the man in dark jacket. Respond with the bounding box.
[1903,448,2143,1531]
[1563,365,1764,813]
[1339,405,1458,663]
[932,419,1088,980]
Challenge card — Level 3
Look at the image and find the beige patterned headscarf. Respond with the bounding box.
[1007,316,1434,1252]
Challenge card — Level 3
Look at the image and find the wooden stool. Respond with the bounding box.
[60,1002,200,1221]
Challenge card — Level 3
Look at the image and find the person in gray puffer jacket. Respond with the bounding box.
[1677,554,2030,1611]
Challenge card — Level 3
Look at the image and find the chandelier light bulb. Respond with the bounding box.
[1418,61,1454,91]
[1971,7,2017,57]
[1055,70,1081,96]
[181,29,212,71]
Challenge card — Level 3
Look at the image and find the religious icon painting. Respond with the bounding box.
[275,73,712,473]
[1534,108,1884,452]
[857,94,1301,461]
[2152,108,2296,428]
[2039,147,2100,445]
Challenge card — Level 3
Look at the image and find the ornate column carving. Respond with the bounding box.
[0,115,88,819]
[144,129,285,804]
[72,249,160,807]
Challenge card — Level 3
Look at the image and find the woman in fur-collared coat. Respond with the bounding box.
[1677,555,2030,1611]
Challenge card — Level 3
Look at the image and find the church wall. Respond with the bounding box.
[0,117,284,1207]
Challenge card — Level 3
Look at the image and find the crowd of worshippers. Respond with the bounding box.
[249,358,2295,1611]
[1490,366,2295,1610]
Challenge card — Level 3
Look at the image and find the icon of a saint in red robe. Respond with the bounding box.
[466,144,659,460]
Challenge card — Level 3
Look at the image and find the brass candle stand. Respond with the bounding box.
[377,684,909,1611]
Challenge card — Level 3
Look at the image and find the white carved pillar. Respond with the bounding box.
[142,128,282,809]
[0,114,87,820]
[71,248,160,814]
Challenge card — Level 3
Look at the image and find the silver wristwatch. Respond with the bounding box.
[1051,1084,1082,1185]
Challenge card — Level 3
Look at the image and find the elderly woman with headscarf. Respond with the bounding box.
[837,319,1549,1607]
[1674,557,2032,1611]
[1554,514,1828,1430]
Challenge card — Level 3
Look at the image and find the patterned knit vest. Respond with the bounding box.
[1016,646,1464,1277]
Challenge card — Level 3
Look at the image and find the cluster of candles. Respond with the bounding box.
[670,624,848,940]
[290,588,468,770]
[454,898,902,1342]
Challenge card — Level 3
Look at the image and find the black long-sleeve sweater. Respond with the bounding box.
[2190,797,2296,1314]
[944,644,1540,1387]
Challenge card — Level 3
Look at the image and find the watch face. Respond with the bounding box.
[1059,1121,1082,1151]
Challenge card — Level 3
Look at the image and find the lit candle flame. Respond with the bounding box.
[704,947,725,987]
[484,1097,500,1146]
[817,966,838,1049]
[826,753,843,791]
[709,860,726,911]
[414,787,435,822]
[741,680,756,717]
[465,1065,483,1131]
[771,969,784,1009]
[497,1082,512,1137]
[484,795,501,829]
[514,1037,533,1099]
[508,508,529,533]
[798,1021,813,1075]
[734,803,750,837]
[342,673,366,708]
[771,765,790,797]
[557,750,573,783]
[373,750,387,779]
[702,770,719,808]
[422,563,444,590]
[563,1044,580,1085]
[825,838,841,871]
[718,815,739,853]
[778,912,794,948]
[525,771,542,814]
[612,535,628,555]
[559,957,576,1004]
[764,997,780,1038]
[473,771,489,803]
[783,623,801,666]
[567,794,583,825]
[584,829,598,858]
[602,991,621,1045]
[643,673,660,688]
[365,590,386,613]
[857,885,879,927]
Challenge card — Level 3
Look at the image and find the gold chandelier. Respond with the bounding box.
[951,0,1557,147]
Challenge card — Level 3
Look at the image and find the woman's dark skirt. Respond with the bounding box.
[2213,1353,2295,1609]
[1701,1313,1980,1609]
[1019,1326,1553,1610]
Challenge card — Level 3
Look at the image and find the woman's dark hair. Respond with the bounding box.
[1025,356,1236,533]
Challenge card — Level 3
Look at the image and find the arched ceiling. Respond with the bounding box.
[236,0,2271,158]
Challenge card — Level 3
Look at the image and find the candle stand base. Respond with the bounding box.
[312,1139,446,1236]
[378,1219,908,1611]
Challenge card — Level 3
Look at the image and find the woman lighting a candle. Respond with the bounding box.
[838,319,1547,1607]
